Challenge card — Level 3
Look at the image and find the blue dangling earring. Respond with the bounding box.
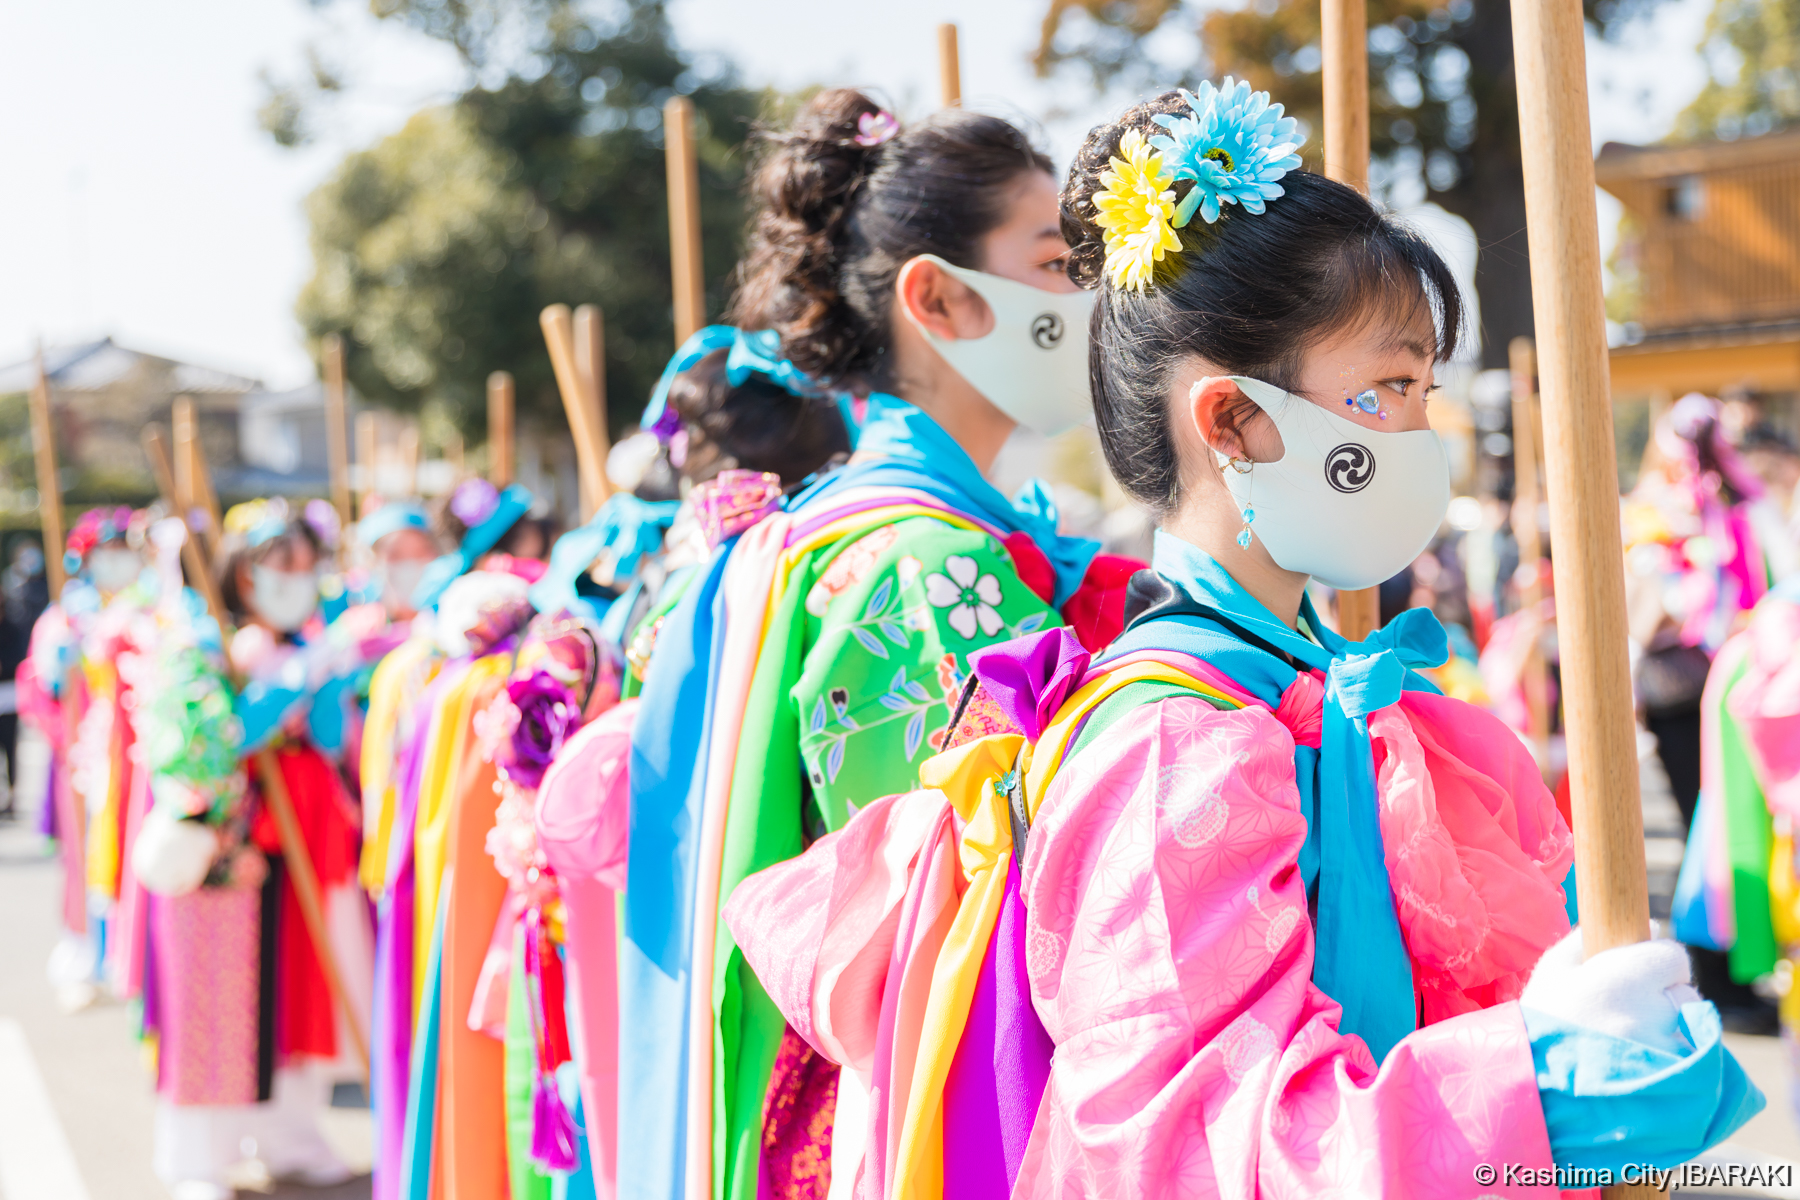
[1227,456,1256,548]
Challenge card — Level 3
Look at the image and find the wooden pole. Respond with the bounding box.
[141,428,228,630]
[355,412,379,517]
[321,334,353,527]
[1511,26,1654,1200]
[1321,0,1370,193]
[28,349,67,597]
[446,431,465,482]
[253,749,371,1077]
[487,372,515,488]
[144,429,372,1079]
[663,97,706,346]
[938,23,962,107]
[171,396,199,516]
[1321,0,1379,639]
[573,304,614,520]
[398,421,421,497]
[1509,337,1553,773]
[539,306,610,517]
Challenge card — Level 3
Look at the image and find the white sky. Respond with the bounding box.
[0,0,1715,390]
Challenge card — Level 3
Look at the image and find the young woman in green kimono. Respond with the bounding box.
[623,90,1139,1200]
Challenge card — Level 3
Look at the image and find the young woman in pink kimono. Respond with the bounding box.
[727,85,1761,1199]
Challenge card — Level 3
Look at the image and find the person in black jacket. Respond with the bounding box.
[0,538,49,819]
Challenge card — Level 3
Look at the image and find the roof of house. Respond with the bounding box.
[1595,127,1800,192]
[0,337,263,396]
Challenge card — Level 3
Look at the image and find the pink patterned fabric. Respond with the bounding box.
[1729,599,1800,816]
[693,469,786,549]
[1373,692,1574,1023]
[1017,697,1561,1198]
[535,700,639,1200]
[153,885,262,1105]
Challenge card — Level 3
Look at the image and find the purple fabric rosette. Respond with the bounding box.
[501,670,580,789]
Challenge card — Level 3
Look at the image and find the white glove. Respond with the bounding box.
[1520,926,1704,1055]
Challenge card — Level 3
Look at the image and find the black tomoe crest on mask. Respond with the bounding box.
[1031,312,1065,349]
[1324,443,1375,494]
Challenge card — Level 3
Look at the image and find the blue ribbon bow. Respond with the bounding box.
[411,484,535,611]
[528,493,680,621]
[639,326,823,436]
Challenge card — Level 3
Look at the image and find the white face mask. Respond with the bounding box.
[1219,376,1450,592]
[902,255,1097,437]
[250,565,319,632]
[87,547,142,594]
[376,558,429,613]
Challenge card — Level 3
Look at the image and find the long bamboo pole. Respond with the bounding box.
[540,306,610,516]
[321,334,353,527]
[1509,337,1553,773]
[144,427,371,1078]
[664,97,706,346]
[938,23,962,107]
[1321,0,1380,640]
[574,304,614,520]
[141,428,228,634]
[172,396,199,516]
[356,412,379,518]
[1510,14,1655,1196]
[398,421,421,498]
[487,371,515,488]
[28,349,67,596]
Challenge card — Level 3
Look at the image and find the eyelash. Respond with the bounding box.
[1384,378,1440,400]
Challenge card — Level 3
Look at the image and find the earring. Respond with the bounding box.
[1234,464,1256,549]
[1344,388,1390,421]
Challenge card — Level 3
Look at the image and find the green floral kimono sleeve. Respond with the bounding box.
[709,515,1059,1200]
[791,517,1057,829]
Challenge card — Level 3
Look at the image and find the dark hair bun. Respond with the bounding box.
[732,89,892,386]
[1061,93,1193,291]
[731,91,1053,391]
[667,349,851,488]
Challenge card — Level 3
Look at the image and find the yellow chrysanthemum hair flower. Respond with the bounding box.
[1093,128,1183,292]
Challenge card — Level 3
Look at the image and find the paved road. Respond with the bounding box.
[0,732,370,1200]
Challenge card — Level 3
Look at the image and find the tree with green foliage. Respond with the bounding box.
[1674,0,1799,139]
[272,0,763,432]
[1034,0,1658,369]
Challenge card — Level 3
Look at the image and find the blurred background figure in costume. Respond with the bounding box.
[16,507,155,1009]
[135,497,371,1200]
[1629,395,1787,1026]
[726,84,1759,1199]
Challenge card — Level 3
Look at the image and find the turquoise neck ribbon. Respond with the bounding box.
[1104,531,1448,1061]
[794,392,1099,607]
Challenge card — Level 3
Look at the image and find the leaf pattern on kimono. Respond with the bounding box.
[905,710,926,760]
[852,627,890,659]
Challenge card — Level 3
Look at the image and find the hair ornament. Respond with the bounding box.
[1148,78,1303,227]
[853,108,900,148]
[1093,128,1183,292]
[223,497,291,549]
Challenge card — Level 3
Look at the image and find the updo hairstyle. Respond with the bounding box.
[1063,92,1466,515]
[666,349,851,488]
[729,88,1054,392]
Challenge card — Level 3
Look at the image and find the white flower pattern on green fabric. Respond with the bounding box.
[925,555,1005,640]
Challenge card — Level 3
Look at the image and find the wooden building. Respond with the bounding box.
[1598,128,1800,453]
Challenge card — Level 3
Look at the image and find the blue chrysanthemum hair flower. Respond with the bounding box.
[1148,78,1304,227]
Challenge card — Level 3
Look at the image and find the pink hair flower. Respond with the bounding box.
[855,109,900,148]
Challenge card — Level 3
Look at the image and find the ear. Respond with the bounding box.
[1185,375,1252,461]
[895,257,995,342]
